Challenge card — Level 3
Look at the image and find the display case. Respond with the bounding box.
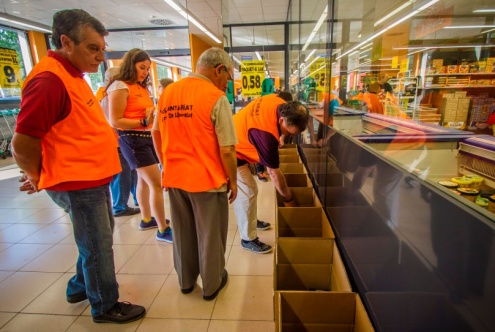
[300,117,495,331]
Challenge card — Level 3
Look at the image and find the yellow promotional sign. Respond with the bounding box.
[241,60,265,98]
[310,58,330,91]
[391,56,399,69]
[400,58,409,73]
[0,47,23,89]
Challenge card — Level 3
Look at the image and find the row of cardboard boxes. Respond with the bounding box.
[275,144,374,331]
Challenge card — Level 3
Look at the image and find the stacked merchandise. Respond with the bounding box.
[468,94,495,127]
[440,91,471,125]
[413,106,441,124]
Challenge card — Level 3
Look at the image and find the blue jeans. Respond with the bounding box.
[110,149,138,214]
[46,184,119,316]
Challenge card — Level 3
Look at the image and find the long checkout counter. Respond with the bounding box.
[301,105,495,331]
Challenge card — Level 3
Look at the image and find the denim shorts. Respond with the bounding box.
[117,130,159,170]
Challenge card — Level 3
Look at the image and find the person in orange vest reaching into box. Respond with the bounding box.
[11,9,145,324]
[233,94,309,253]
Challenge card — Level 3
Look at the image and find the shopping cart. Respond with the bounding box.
[0,109,18,159]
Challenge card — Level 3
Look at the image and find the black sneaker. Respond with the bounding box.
[257,172,268,182]
[114,207,141,217]
[93,301,146,324]
[241,237,272,254]
[256,219,271,230]
[67,292,87,303]
[203,270,228,301]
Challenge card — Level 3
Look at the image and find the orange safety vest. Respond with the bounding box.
[23,56,121,190]
[366,92,384,114]
[233,94,284,163]
[156,76,227,192]
[121,82,154,130]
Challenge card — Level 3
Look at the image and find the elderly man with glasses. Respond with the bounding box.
[152,47,237,301]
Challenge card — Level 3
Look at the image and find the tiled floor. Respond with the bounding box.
[0,165,276,331]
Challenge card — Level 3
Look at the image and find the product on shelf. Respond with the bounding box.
[456,187,479,201]
[438,181,459,189]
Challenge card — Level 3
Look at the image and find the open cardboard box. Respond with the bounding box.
[284,173,312,187]
[274,237,351,292]
[313,172,347,188]
[279,147,299,155]
[275,291,374,332]
[276,207,334,239]
[276,187,322,207]
[280,155,301,163]
[280,163,306,174]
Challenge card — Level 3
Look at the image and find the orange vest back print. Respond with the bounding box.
[122,82,154,130]
[23,56,121,190]
[233,94,284,163]
[156,76,227,192]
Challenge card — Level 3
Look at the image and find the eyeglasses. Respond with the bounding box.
[214,63,233,81]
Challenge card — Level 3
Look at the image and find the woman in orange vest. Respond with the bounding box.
[107,48,172,243]
[365,82,384,114]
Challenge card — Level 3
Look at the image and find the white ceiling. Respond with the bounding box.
[0,0,493,79]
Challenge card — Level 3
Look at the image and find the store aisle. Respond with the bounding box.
[0,167,276,331]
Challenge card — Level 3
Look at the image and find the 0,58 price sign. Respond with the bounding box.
[0,47,23,89]
[241,60,265,98]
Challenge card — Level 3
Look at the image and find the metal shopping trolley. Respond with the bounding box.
[0,109,18,159]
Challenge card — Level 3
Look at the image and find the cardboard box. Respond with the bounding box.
[276,187,322,207]
[279,148,298,155]
[366,292,472,332]
[280,163,306,174]
[280,144,298,149]
[274,238,351,292]
[280,155,301,163]
[275,292,374,332]
[276,207,334,238]
[284,173,311,187]
[302,147,325,155]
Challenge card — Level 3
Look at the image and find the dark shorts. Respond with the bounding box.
[117,130,159,170]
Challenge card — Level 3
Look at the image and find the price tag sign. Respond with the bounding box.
[241,60,265,98]
[391,56,399,68]
[310,58,330,92]
[400,59,409,73]
[447,121,464,129]
[0,47,23,89]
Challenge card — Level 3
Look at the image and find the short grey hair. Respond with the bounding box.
[197,47,233,70]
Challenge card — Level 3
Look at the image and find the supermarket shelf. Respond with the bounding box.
[425,73,495,76]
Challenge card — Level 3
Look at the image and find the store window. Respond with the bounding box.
[0,26,31,98]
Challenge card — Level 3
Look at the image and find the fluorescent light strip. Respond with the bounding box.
[163,0,221,44]
[374,0,416,27]
[444,25,495,29]
[302,5,328,51]
[0,17,51,33]
[305,56,321,70]
[305,49,317,62]
[303,64,326,79]
[482,28,495,34]
[394,44,487,50]
[407,47,432,56]
[255,51,262,61]
[153,59,191,72]
[473,9,495,13]
[360,43,373,49]
[360,47,372,53]
[337,0,439,60]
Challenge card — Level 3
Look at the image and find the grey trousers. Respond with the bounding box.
[168,188,228,297]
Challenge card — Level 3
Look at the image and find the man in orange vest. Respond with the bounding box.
[11,9,145,324]
[153,47,238,300]
[233,94,309,253]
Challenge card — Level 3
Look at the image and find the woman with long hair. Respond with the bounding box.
[106,48,172,243]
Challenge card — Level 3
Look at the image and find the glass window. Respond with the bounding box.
[0,26,31,98]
